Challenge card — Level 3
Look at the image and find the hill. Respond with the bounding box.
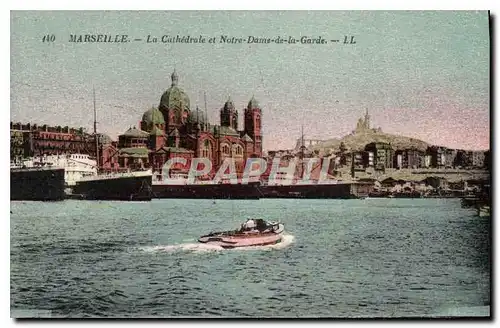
[311,129,430,154]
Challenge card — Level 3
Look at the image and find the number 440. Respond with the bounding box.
[42,34,56,42]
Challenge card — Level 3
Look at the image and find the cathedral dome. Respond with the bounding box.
[187,106,207,124]
[223,96,235,111]
[159,70,190,113]
[121,126,149,138]
[247,95,259,109]
[142,106,165,125]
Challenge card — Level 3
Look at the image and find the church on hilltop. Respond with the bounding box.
[98,70,263,179]
[353,109,382,134]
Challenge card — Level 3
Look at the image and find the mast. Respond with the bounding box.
[301,125,304,158]
[195,106,200,135]
[204,91,208,130]
[300,125,305,178]
[93,86,99,169]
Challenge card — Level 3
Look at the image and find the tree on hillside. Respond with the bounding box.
[339,142,347,153]
[338,142,348,166]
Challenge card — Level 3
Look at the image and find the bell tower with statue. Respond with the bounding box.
[363,108,370,129]
[354,108,372,134]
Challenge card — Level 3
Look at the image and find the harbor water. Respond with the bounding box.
[10,198,490,318]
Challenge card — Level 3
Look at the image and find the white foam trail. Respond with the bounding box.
[139,234,295,254]
[138,243,223,253]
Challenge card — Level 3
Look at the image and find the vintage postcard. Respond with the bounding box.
[10,10,490,319]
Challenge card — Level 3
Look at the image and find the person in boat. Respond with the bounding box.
[241,218,257,232]
[255,219,267,231]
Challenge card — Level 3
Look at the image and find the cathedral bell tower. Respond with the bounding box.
[244,95,262,156]
[220,96,238,130]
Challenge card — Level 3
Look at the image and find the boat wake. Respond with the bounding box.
[139,234,295,254]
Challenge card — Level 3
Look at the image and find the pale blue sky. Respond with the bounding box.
[10,11,490,150]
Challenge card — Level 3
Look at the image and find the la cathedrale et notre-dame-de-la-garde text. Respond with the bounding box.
[64,34,357,45]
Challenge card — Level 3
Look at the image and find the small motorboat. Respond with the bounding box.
[198,219,285,249]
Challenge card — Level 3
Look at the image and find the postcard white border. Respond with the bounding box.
[2,1,497,328]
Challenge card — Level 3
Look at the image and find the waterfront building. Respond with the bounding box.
[352,151,365,171]
[452,149,487,169]
[364,151,374,167]
[10,130,25,162]
[427,146,447,168]
[484,150,490,170]
[471,150,486,169]
[364,142,394,170]
[394,148,424,169]
[453,149,470,168]
[10,122,95,160]
[424,154,432,168]
[395,153,403,169]
[444,148,457,168]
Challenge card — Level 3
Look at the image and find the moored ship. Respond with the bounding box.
[56,152,153,201]
[11,158,66,201]
[258,182,359,199]
[64,87,154,201]
[70,169,153,201]
[151,173,261,199]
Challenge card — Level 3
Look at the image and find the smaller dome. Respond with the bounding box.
[97,133,112,145]
[188,106,207,124]
[121,127,149,138]
[223,96,235,111]
[248,95,259,109]
[142,107,165,125]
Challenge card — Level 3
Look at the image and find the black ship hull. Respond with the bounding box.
[152,182,373,199]
[71,174,153,201]
[152,182,261,199]
[11,168,65,201]
[258,183,366,199]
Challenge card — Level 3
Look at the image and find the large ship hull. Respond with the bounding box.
[257,182,373,199]
[152,182,262,199]
[71,174,153,201]
[11,168,66,201]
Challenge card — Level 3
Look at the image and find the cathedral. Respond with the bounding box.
[102,70,263,179]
